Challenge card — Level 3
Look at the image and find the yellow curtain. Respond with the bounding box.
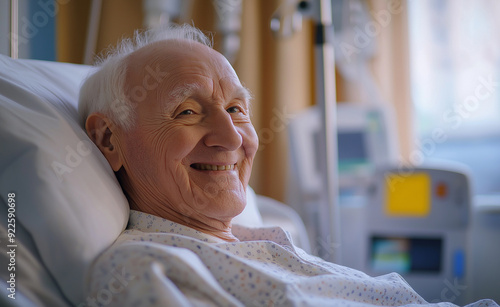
[368,0,413,163]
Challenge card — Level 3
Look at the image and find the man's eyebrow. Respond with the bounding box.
[168,83,252,103]
[168,83,204,104]
[162,82,253,114]
[234,86,252,103]
[160,83,203,114]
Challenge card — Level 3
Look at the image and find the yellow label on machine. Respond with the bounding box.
[384,172,431,217]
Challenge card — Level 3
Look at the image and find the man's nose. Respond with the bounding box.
[203,109,243,150]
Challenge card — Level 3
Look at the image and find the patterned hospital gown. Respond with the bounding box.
[85,210,498,307]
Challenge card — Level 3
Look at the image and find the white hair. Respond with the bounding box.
[78,24,213,130]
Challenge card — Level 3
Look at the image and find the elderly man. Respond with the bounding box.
[79,25,495,307]
[80,24,256,244]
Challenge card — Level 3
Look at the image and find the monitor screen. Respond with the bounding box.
[313,130,370,174]
[338,131,368,162]
[370,236,442,274]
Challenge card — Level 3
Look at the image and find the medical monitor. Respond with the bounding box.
[287,102,398,257]
[364,167,470,304]
[288,102,397,203]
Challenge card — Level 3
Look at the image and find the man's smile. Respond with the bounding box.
[190,163,236,171]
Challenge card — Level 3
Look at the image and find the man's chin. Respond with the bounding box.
[192,190,246,219]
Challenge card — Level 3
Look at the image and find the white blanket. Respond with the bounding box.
[84,211,498,307]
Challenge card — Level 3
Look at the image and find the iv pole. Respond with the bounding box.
[271,0,341,263]
[314,0,341,264]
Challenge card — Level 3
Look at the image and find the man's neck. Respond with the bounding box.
[117,171,240,242]
[127,195,239,242]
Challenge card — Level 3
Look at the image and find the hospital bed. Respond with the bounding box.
[2,44,500,307]
[0,54,311,306]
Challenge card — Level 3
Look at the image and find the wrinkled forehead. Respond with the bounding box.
[124,40,244,104]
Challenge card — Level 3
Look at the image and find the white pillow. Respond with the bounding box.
[234,186,264,227]
[0,54,129,305]
[0,54,263,305]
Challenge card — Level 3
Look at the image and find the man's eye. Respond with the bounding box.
[227,106,241,114]
[179,109,194,116]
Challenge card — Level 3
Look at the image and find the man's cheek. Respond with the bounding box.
[240,125,259,157]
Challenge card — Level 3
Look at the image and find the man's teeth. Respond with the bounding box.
[193,164,235,171]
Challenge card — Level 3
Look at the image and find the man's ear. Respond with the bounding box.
[85,113,123,172]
